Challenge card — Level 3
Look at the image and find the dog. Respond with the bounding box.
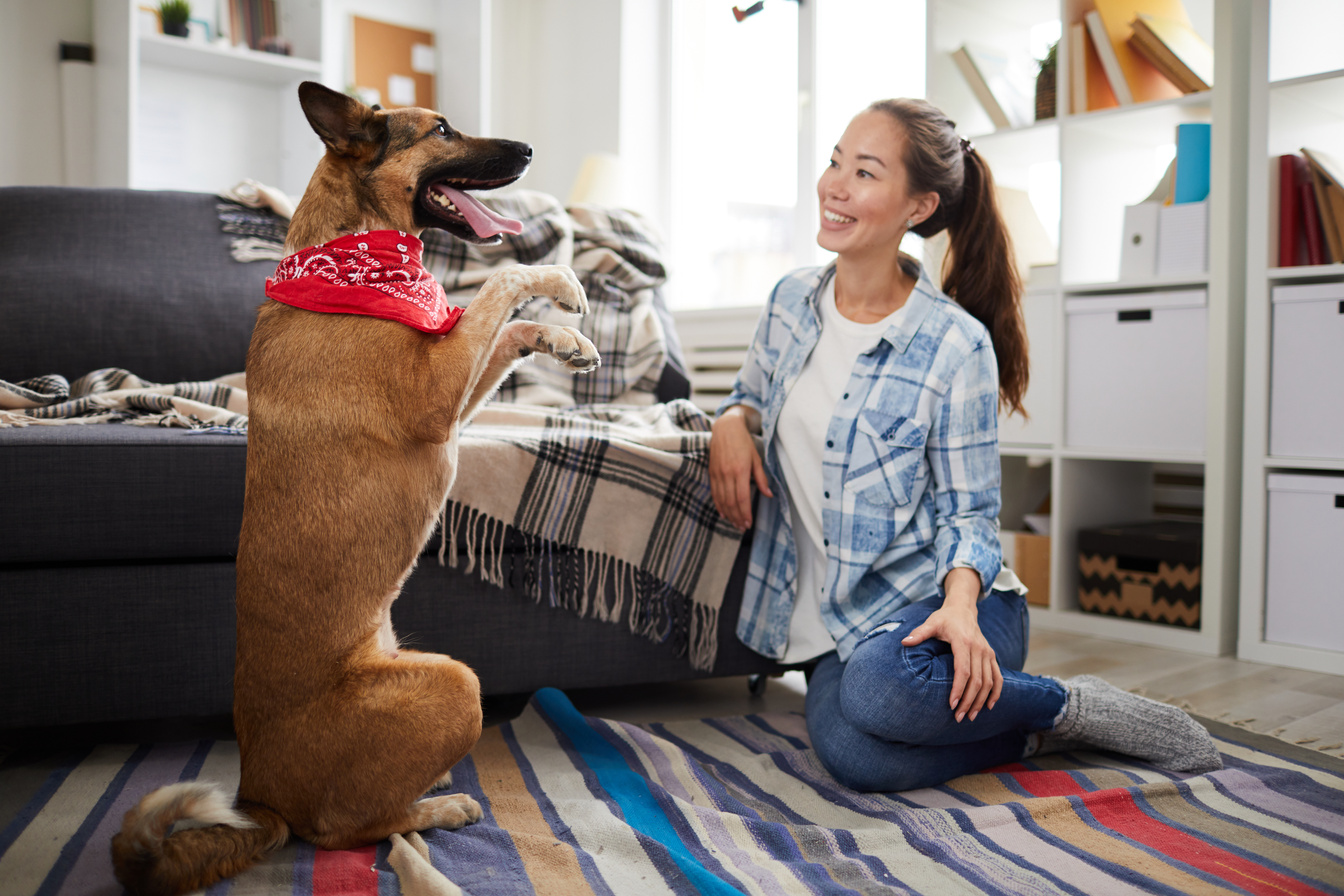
[111,81,599,896]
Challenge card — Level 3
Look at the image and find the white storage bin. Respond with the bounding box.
[1270,282,1344,460]
[1065,290,1207,454]
[1264,473,1344,653]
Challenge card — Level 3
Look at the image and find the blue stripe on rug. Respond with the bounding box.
[35,743,152,896]
[533,687,742,896]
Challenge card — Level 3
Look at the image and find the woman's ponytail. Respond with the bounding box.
[868,99,1030,418]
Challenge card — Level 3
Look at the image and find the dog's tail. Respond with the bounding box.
[111,781,289,896]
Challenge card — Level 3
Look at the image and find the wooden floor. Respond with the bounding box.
[560,628,1344,762]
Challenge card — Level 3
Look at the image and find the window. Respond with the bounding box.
[665,0,926,310]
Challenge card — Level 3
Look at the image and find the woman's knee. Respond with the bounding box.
[838,635,946,741]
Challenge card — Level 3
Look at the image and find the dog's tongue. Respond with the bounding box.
[432,184,523,238]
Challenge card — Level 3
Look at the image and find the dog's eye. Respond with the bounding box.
[435,123,448,137]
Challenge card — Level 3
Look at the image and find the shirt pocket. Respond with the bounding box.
[842,411,928,507]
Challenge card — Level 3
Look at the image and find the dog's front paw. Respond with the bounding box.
[533,265,588,316]
[536,326,601,372]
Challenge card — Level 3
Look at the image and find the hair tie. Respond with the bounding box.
[959,136,975,154]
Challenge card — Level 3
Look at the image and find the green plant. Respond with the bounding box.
[1038,39,1058,77]
[158,0,191,28]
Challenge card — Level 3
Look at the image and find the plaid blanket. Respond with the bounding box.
[440,401,743,671]
[218,187,675,407]
[0,370,740,667]
[0,368,248,430]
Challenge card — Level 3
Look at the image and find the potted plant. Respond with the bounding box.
[1035,39,1058,121]
[158,0,191,38]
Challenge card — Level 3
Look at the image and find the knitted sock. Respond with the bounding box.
[1036,675,1222,773]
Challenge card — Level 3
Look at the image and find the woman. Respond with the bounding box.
[709,98,1220,791]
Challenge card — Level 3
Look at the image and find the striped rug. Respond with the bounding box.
[3,687,1343,896]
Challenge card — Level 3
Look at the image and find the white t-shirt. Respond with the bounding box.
[776,278,908,663]
[773,279,1028,664]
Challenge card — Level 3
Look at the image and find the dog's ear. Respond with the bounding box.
[297,81,387,157]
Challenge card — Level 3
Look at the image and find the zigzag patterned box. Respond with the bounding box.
[1077,520,1202,628]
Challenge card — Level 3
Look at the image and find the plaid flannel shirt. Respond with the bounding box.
[723,262,1003,662]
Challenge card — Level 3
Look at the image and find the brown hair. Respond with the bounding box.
[867,98,1029,417]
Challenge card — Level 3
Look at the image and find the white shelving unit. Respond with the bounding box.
[929,0,1250,657]
[93,0,329,198]
[1237,2,1344,675]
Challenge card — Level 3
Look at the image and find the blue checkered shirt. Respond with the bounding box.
[723,262,1004,662]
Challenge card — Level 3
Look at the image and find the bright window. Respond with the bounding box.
[665,0,926,310]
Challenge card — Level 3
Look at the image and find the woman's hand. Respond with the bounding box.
[709,406,772,531]
[900,568,1003,722]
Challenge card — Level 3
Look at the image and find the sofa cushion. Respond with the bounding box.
[0,425,247,564]
[0,187,268,385]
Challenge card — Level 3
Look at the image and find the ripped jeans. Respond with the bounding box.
[805,589,1068,792]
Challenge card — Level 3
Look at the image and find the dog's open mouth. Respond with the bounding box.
[421,180,524,241]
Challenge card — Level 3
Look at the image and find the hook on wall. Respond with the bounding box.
[731,0,799,24]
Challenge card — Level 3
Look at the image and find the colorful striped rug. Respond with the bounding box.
[3,687,1343,896]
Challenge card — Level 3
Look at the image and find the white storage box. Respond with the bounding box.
[1156,201,1209,277]
[1270,282,1344,459]
[1065,290,1207,454]
[1265,473,1344,653]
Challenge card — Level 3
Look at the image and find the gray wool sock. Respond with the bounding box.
[1036,675,1222,773]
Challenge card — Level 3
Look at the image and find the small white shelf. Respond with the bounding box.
[1059,447,1206,465]
[1262,457,1344,474]
[138,34,320,83]
[1029,606,1219,655]
[1268,264,1344,284]
[1063,275,1211,295]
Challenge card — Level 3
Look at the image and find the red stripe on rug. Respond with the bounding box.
[1083,789,1326,896]
[1008,770,1089,798]
[312,845,379,896]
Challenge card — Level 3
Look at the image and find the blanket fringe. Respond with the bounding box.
[437,500,712,671]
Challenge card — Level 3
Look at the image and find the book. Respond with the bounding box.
[950,43,1035,130]
[1173,122,1211,204]
[1127,13,1213,93]
[1070,20,1118,112]
[1084,10,1132,105]
[1301,182,1327,265]
[1278,154,1306,267]
[1089,0,1192,104]
[1301,147,1344,264]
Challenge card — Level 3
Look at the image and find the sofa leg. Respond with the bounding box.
[747,674,769,697]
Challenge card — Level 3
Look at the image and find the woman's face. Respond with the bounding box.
[816,110,937,260]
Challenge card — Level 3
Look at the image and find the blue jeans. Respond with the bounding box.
[805,590,1068,792]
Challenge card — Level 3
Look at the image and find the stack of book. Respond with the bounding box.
[227,0,280,52]
[1279,149,1344,268]
[1071,0,1212,114]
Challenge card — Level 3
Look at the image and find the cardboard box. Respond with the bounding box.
[1078,520,1201,627]
[1001,529,1051,607]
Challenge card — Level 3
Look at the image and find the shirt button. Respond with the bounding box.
[826,440,834,448]
[823,539,829,546]
[824,491,830,498]
[843,393,849,399]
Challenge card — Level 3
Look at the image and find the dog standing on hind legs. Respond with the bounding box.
[111,81,599,896]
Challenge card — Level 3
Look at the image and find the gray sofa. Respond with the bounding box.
[0,186,782,731]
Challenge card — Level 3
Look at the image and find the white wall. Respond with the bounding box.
[490,0,623,205]
[0,0,93,186]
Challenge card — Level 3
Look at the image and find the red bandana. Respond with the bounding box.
[265,231,464,334]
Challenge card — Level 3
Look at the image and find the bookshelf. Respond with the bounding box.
[929,0,1254,657]
[1238,2,1344,675]
[93,0,329,198]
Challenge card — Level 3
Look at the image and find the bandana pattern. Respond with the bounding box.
[265,230,464,334]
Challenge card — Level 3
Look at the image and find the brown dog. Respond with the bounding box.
[111,81,598,895]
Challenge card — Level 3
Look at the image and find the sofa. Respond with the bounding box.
[0,186,784,731]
